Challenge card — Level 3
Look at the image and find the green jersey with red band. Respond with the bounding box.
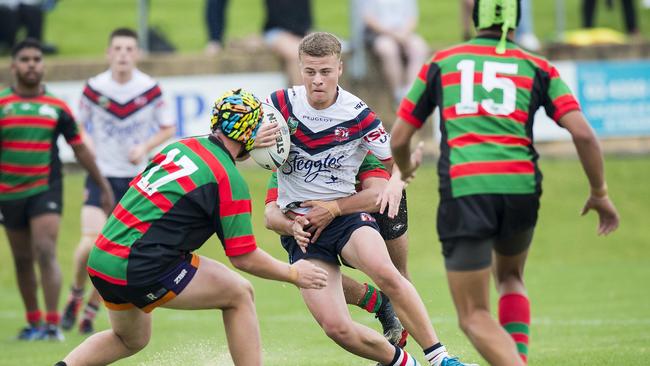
[265,153,390,204]
[87,135,257,286]
[398,37,580,199]
[0,88,82,200]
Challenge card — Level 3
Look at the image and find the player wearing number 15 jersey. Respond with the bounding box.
[56,89,328,366]
[385,1,620,365]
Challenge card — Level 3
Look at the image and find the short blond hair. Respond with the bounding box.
[299,32,341,60]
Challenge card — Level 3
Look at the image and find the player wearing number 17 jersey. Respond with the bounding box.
[62,28,176,335]
[56,89,328,366]
[385,0,620,365]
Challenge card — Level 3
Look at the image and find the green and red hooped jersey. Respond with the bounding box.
[265,153,390,204]
[398,37,580,199]
[87,135,257,287]
[0,88,82,201]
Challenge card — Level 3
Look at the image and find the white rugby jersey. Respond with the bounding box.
[79,69,174,177]
[267,85,391,214]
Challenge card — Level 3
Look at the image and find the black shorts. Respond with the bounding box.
[89,253,199,313]
[84,176,132,207]
[437,194,539,271]
[372,189,408,241]
[281,212,380,266]
[0,180,63,229]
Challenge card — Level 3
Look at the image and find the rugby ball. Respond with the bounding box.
[250,102,291,170]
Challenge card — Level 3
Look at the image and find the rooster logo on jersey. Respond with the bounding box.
[334,127,349,142]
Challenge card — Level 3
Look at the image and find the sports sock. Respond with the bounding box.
[82,302,100,322]
[46,311,60,326]
[26,310,42,327]
[499,293,530,364]
[70,286,84,299]
[358,283,384,313]
[423,342,448,366]
[388,345,415,366]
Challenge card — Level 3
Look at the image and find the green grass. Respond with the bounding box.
[36,0,650,57]
[0,157,649,365]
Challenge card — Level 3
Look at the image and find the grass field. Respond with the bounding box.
[25,0,650,57]
[0,157,648,365]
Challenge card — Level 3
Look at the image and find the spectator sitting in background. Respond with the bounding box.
[0,0,58,55]
[204,0,228,55]
[0,0,19,54]
[263,0,312,86]
[362,0,429,105]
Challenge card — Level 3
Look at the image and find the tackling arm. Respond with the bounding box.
[264,202,294,236]
[228,248,327,289]
[337,176,387,214]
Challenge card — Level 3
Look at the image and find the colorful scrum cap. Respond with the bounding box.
[210,88,263,152]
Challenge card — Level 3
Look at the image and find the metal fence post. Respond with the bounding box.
[555,0,565,42]
[138,0,150,52]
[349,0,366,80]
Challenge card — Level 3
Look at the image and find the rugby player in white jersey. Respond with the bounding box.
[61,28,176,334]
[263,32,476,366]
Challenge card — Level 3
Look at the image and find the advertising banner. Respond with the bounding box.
[575,60,650,137]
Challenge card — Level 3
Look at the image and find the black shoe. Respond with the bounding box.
[79,318,94,335]
[61,296,81,331]
[375,292,408,347]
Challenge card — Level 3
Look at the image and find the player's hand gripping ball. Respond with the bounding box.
[249,102,291,170]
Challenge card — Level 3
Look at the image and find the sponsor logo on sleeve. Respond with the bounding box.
[363,126,388,144]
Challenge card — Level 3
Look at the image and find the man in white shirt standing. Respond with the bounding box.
[61,28,176,335]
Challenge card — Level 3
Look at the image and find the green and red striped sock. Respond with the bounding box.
[358,283,383,313]
[499,293,530,364]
